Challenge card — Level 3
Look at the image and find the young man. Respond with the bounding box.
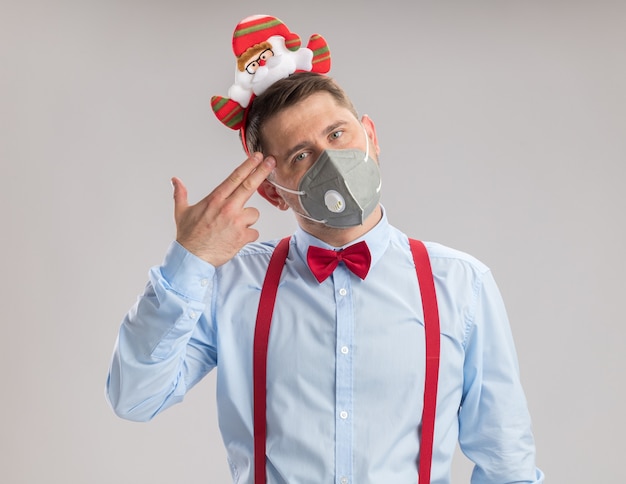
[107,12,543,483]
[106,71,543,483]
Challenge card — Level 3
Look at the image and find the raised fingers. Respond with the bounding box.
[229,155,276,204]
[213,154,275,202]
[212,153,263,198]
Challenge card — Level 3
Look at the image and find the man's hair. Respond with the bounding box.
[243,72,359,154]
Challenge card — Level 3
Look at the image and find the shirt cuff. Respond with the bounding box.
[159,241,216,301]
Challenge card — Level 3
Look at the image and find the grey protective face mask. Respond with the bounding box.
[268,125,382,228]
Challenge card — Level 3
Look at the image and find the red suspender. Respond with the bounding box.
[253,237,291,484]
[409,239,441,484]
[253,237,441,484]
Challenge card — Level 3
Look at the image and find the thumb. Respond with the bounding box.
[171,177,188,220]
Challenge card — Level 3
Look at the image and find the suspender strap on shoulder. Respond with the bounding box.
[253,237,291,484]
[409,239,441,484]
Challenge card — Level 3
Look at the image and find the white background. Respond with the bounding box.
[2,1,625,482]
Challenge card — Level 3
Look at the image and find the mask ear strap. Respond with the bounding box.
[362,124,370,162]
[266,179,305,195]
[266,180,327,224]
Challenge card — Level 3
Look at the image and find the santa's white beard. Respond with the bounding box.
[251,55,297,95]
[227,37,313,106]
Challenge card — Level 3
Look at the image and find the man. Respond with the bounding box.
[107,16,543,484]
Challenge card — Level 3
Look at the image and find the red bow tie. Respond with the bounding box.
[306,241,371,283]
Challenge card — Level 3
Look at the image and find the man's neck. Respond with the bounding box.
[296,205,383,248]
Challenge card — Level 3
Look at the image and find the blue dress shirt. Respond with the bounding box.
[106,211,544,483]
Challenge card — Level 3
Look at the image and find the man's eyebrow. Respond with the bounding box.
[283,121,349,161]
[284,141,309,161]
[323,121,348,135]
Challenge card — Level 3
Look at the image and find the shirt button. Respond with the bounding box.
[200,278,208,287]
[339,288,347,296]
[340,411,348,420]
[340,478,349,484]
[189,311,197,319]
[341,346,349,355]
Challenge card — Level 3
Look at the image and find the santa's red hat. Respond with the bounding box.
[232,15,301,58]
[212,14,331,153]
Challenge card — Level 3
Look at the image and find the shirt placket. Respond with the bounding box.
[332,263,354,484]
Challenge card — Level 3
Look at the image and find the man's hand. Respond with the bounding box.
[171,152,276,266]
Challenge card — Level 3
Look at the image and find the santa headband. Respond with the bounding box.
[210,15,332,154]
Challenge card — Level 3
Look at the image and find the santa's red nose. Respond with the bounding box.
[259,59,266,67]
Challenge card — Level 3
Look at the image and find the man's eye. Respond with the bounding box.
[294,152,309,163]
[330,130,343,140]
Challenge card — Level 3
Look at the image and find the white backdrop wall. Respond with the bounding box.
[1,1,624,482]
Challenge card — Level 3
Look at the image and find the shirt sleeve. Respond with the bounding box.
[458,269,544,483]
[105,241,218,422]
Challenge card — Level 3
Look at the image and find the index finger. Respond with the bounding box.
[227,154,276,204]
[211,153,265,200]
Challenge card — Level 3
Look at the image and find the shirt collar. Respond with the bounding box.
[292,206,390,273]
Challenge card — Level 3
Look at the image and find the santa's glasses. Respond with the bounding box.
[245,49,274,74]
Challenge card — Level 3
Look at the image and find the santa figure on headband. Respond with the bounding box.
[211,15,331,131]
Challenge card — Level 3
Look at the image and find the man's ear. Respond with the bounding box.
[361,114,380,157]
[257,180,290,211]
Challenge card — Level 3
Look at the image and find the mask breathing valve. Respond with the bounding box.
[324,190,346,213]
